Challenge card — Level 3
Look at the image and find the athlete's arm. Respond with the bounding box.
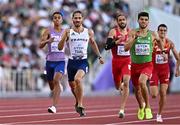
[175,52,180,77]
[89,29,104,64]
[39,29,54,48]
[58,29,70,50]
[124,29,136,51]
[152,31,164,50]
[105,29,116,50]
[169,40,179,61]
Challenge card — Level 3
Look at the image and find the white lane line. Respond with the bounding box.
[0,104,121,114]
[106,116,180,125]
[0,108,119,118]
[0,104,118,113]
[4,108,180,124]
[0,103,179,116]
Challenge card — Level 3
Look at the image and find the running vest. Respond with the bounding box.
[153,39,170,64]
[111,27,130,59]
[46,27,65,61]
[130,30,153,63]
[68,28,89,60]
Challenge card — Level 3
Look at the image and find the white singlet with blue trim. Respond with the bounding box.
[68,28,89,60]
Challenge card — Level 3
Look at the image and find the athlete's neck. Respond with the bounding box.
[139,28,148,33]
[118,27,127,35]
[73,25,84,33]
[160,37,166,42]
[54,25,61,32]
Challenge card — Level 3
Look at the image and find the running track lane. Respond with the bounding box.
[0,94,180,124]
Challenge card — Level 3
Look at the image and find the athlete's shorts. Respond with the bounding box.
[112,57,131,89]
[46,61,65,81]
[131,62,153,87]
[150,63,170,86]
[67,59,89,82]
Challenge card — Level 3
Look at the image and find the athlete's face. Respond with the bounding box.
[138,16,149,29]
[72,13,83,27]
[117,15,127,29]
[53,14,62,26]
[158,27,167,39]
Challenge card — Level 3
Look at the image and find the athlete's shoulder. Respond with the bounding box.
[108,27,117,34]
[64,28,70,34]
[87,28,94,35]
[148,30,154,33]
[149,30,157,37]
[166,38,174,47]
[41,28,50,36]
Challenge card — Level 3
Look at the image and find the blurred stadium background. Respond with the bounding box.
[0,0,180,98]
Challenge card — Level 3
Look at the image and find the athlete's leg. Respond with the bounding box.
[134,85,144,108]
[139,73,153,119]
[120,75,130,110]
[48,81,54,91]
[149,71,159,98]
[158,84,168,115]
[150,86,158,98]
[139,74,150,108]
[156,83,168,122]
[74,69,85,107]
[52,72,63,107]
[69,81,78,107]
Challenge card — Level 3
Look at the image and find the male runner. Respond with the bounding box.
[39,12,65,113]
[58,10,104,116]
[150,24,179,122]
[105,13,130,118]
[124,12,165,120]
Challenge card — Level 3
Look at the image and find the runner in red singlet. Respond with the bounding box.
[150,24,179,122]
[105,12,130,118]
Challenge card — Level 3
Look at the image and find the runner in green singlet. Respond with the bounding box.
[124,12,165,120]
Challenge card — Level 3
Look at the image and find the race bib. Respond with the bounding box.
[117,45,130,56]
[71,46,85,59]
[155,54,168,64]
[135,44,150,55]
[51,42,60,52]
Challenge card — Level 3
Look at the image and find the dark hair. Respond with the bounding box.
[158,24,167,31]
[115,12,127,20]
[72,10,83,17]
[138,12,149,19]
[52,11,63,18]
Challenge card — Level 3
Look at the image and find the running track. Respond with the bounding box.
[0,94,180,124]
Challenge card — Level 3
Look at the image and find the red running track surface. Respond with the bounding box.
[0,94,180,124]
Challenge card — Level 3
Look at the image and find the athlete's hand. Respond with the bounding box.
[162,53,168,61]
[115,36,126,44]
[99,57,104,64]
[48,37,55,43]
[175,69,180,77]
[135,30,141,38]
[175,65,180,77]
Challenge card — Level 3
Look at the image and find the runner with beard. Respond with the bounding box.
[105,13,130,118]
[58,10,104,117]
[124,12,165,120]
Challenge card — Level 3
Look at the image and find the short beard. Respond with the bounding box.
[140,25,147,29]
[74,23,81,28]
[118,24,126,29]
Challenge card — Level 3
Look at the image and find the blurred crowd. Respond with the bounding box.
[0,0,130,71]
